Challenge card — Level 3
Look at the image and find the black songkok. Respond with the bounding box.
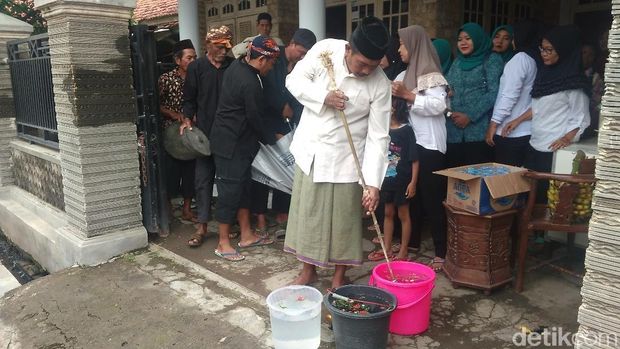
[350,16,390,60]
[173,39,194,55]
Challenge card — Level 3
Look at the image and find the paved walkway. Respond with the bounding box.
[0,222,583,349]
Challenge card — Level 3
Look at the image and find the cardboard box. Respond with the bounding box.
[435,163,531,215]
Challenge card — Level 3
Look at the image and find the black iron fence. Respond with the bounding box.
[7,34,58,149]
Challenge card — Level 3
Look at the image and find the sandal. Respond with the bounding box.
[274,229,286,242]
[187,232,207,247]
[368,250,393,262]
[254,228,269,239]
[214,249,245,261]
[428,257,445,272]
[180,212,198,223]
[238,236,274,248]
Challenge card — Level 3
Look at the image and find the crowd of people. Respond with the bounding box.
[158,12,601,288]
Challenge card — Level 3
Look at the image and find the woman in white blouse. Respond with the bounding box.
[506,25,590,200]
[392,25,449,271]
[486,20,542,166]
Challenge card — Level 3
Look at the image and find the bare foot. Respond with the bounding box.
[331,277,351,289]
[290,271,318,286]
[216,243,237,255]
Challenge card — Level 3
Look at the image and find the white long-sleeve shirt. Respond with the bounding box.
[394,71,448,154]
[530,89,590,152]
[285,39,391,188]
[491,52,537,138]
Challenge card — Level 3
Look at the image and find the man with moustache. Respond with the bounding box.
[283,17,391,288]
[181,26,234,247]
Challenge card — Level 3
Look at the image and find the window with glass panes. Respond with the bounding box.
[208,7,219,17]
[490,0,510,29]
[351,2,375,32]
[256,0,266,7]
[381,0,409,37]
[223,4,234,14]
[239,0,250,11]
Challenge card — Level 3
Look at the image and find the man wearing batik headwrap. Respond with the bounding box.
[181,25,234,248]
[159,39,197,223]
[250,28,317,241]
[284,17,391,288]
[209,36,280,261]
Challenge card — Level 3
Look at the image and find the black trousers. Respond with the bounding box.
[214,154,253,224]
[165,152,195,199]
[272,189,291,214]
[493,135,531,167]
[446,141,493,168]
[410,145,448,258]
[523,145,554,203]
[250,181,270,215]
[195,156,216,224]
[250,181,292,215]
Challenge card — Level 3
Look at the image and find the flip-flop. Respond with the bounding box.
[238,236,274,248]
[368,250,393,262]
[214,249,245,261]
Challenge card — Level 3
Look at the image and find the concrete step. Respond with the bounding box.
[0,264,20,297]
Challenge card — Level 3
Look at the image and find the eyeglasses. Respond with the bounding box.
[539,46,555,56]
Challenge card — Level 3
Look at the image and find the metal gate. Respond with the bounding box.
[129,25,170,236]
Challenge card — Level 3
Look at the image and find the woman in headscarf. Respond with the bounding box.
[445,22,504,167]
[525,25,590,198]
[492,24,515,63]
[486,20,542,166]
[431,38,453,75]
[381,37,407,80]
[391,25,449,271]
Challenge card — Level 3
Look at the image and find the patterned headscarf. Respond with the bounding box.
[249,35,280,58]
[206,25,233,48]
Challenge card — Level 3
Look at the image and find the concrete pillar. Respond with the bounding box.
[178,0,202,56]
[0,14,33,188]
[34,0,147,246]
[299,0,325,40]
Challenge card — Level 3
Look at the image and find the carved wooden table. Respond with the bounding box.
[443,203,517,294]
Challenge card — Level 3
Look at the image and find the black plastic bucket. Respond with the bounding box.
[324,285,397,349]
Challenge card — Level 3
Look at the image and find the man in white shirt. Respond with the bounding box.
[283,16,391,288]
[232,12,284,58]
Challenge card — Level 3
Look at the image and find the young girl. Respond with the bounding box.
[368,97,419,262]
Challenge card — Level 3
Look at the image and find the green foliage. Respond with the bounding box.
[0,0,47,34]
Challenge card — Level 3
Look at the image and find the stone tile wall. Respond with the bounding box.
[10,147,64,210]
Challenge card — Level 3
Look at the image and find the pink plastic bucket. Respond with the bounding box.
[369,261,435,335]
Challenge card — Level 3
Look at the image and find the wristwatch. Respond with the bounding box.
[444,110,453,119]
